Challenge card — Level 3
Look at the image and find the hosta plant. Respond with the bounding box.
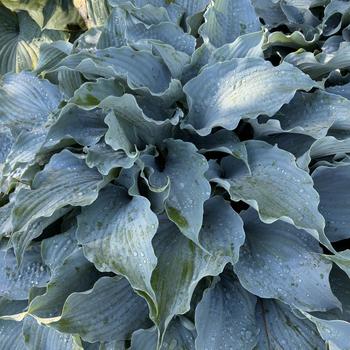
[2,0,350,349]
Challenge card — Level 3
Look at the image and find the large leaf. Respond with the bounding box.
[255,299,325,349]
[151,195,245,338]
[0,319,26,349]
[195,273,258,350]
[251,90,350,139]
[51,276,150,342]
[85,141,136,175]
[29,249,99,318]
[69,78,125,109]
[234,209,340,312]
[53,47,174,95]
[213,140,326,242]
[40,227,78,271]
[161,139,211,246]
[116,11,196,54]
[0,297,27,318]
[183,58,316,136]
[285,42,350,80]
[101,95,179,147]
[11,207,70,264]
[0,71,62,130]
[44,104,107,149]
[0,244,49,300]
[199,0,260,48]
[131,317,196,350]
[76,184,158,304]
[209,30,265,64]
[129,0,211,23]
[313,164,350,242]
[11,150,108,233]
[23,316,78,350]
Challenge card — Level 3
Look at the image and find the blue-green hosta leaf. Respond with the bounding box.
[199,0,260,48]
[185,129,249,169]
[183,58,316,136]
[76,184,158,303]
[302,313,350,350]
[285,42,350,80]
[0,130,13,166]
[29,249,99,318]
[262,133,350,172]
[219,140,329,244]
[182,42,213,83]
[112,1,171,25]
[96,6,127,49]
[195,274,258,350]
[312,164,350,242]
[104,111,137,157]
[0,201,13,240]
[0,71,62,130]
[53,47,173,95]
[73,76,180,121]
[121,13,196,55]
[234,209,340,312]
[41,227,78,271]
[329,266,350,320]
[265,30,320,50]
[12,207,70,265]
[161,139,211,246]
[0,5,66,75]
[23,316,79,350]
[101,95,178,150]
[150,42,190,79]
[322,35,343,54]
[34,41,72,74]
[107,0,180,23]
[299,266,350,348]
[324,250,350,279]
[251,90,350,139]
[251,0,288,27]
[0,244,49,300]
[131,317,196,350]
[11,150,108,233]
[99,340,126,350]
[256,132,314,159]
[0,0,82,30]
[70,78,125,109]
[124,153,171,214]
[208,31,265,64]
[0,297,27,317]
[51,276,150,342]
[58,69,84,100]
[131,0,211,23]
[0,320,26,349]
[44,104,107,149]
[310,136,350,161]
[0,129,48,194]
[214,140,327,242]
[322,0,350,36]
[151,195,245,337]
[327,81,350,100]
[255,299,325,349]
[85,141,136,175]
[280,0,320,30]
